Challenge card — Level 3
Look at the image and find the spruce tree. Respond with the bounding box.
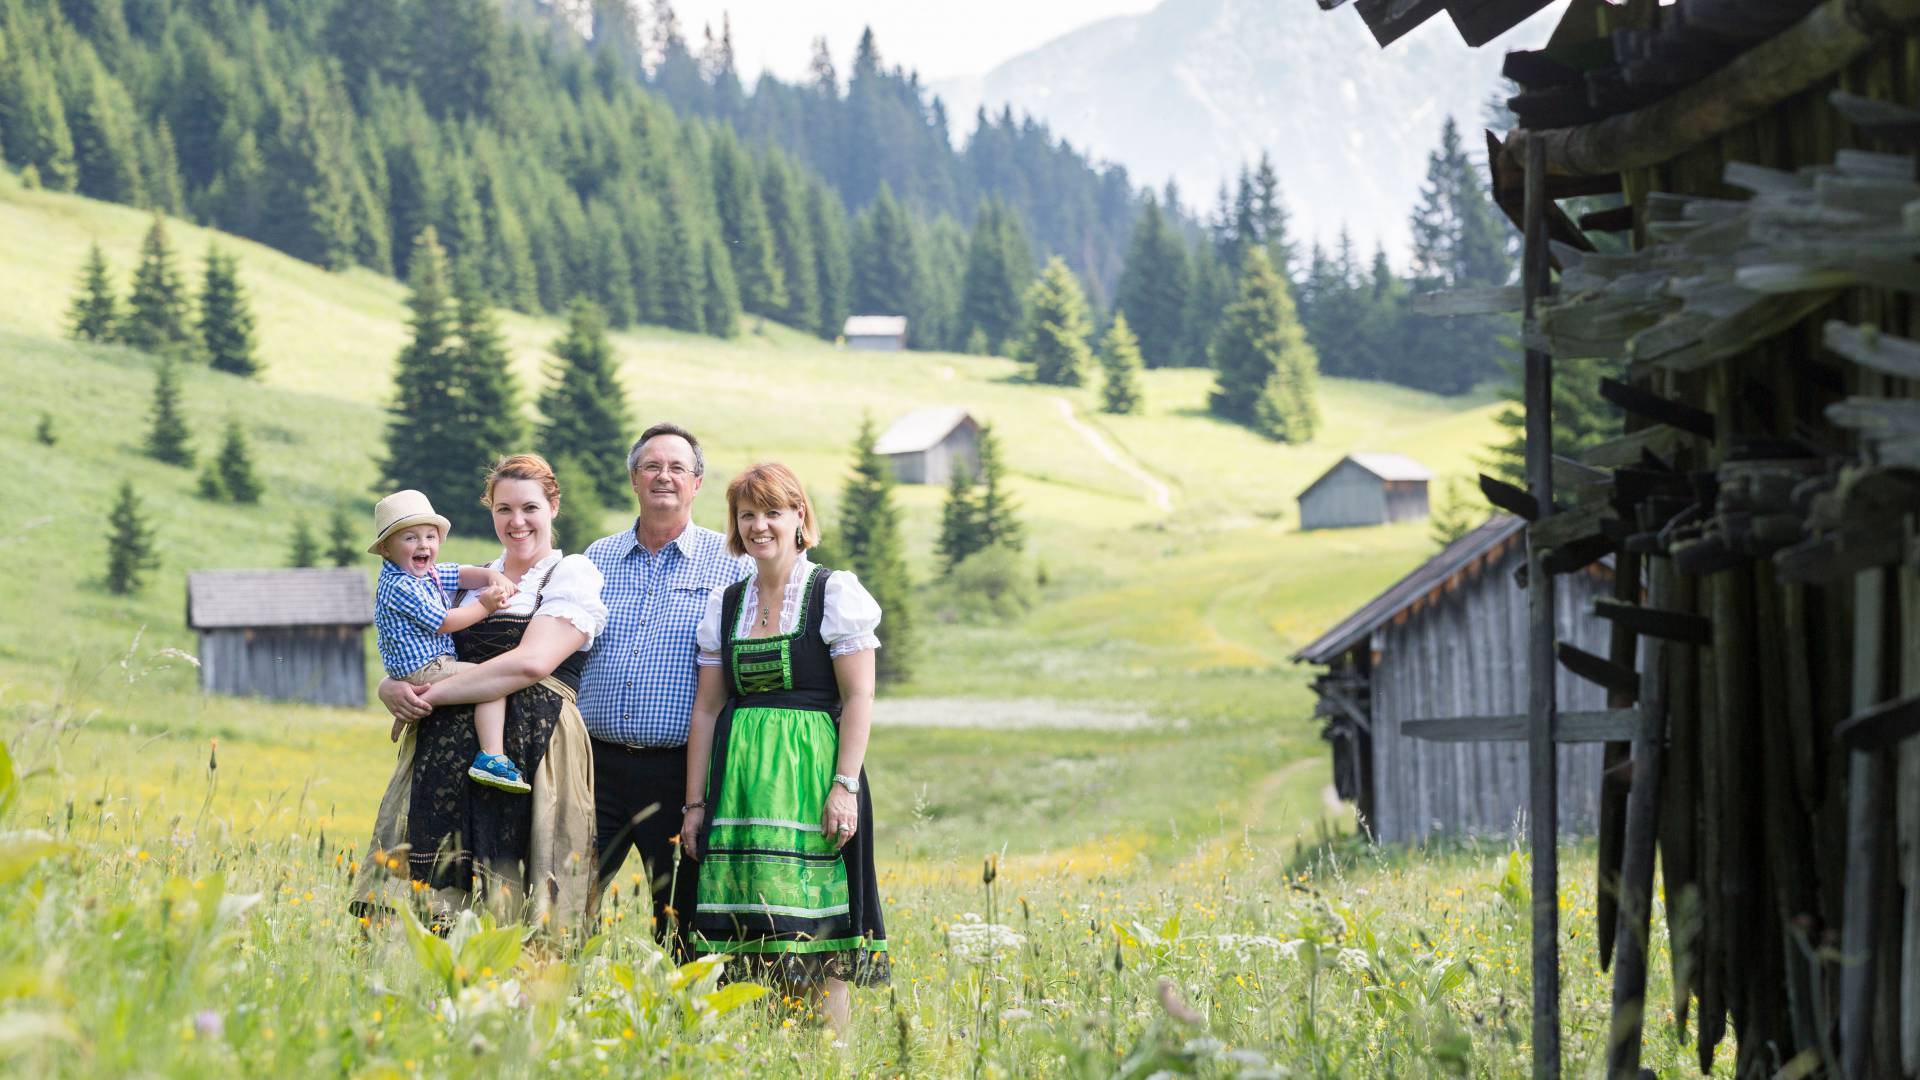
[974,423,1023,552]
[105,480,159,595]
[1427,476,1483,549]
[809,182,852,341]
[290,517,319,567]
[69,55,144,204]
[325,505,358,566]
[120,216,190,352]
[709,130,784,316]
[699,231,743,338]
[144,357,193,466]
[442,266,526,529]
[538,298,632,506]
[959,200,1030,355]
[1115,197,1190,368]
[935,463,981,571]
[198,247,259,376]
[1099,313,1146,415]
[380,229,467,527]
[838,416,913,686]
[1016,258,1093,387]
[1209,249,1318,443]
[34,413,56,446]
[1,54,77,192]
[761,154,819,334]
[67,243,119,342]
[215,419,262,504]
[550,455,608,555]
[851,183,917,318]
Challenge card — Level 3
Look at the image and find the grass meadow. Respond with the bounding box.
[0,172,1705,1075]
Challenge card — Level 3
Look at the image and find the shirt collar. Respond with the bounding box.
[625,518,700,559]
[378,559,417,581]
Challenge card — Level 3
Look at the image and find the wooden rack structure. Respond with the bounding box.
[1316,0,1920,1075]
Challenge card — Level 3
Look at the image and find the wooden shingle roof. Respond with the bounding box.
[187,568,374,630]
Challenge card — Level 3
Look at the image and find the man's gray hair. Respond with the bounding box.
[627,422,706,477]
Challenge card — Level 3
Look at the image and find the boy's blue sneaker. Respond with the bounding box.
[469,752,531,794]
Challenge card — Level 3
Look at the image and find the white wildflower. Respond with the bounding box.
[947,913,1025,961]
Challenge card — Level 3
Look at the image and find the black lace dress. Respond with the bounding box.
[404,567,587,908]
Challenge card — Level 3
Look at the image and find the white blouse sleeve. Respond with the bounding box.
[695,586,726,667]
[534,554,609,650]
[822,571,882,657]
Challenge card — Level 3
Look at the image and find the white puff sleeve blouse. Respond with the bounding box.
[468,551,610,650]
[696,560,883,667]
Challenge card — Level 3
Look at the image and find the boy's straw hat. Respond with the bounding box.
[368,490,453,555]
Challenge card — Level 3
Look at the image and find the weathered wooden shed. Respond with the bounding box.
[1297,515,1612,843]
[842,315,908,351]
[1321,0,1920,1074]
[186,568,373,707]
[873,406,981,485]
[1296,452,1433,530]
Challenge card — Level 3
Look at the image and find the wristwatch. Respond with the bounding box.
[832,773,860,795]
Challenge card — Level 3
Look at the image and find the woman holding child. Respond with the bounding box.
[679,463,890,1037]
[353,454,608,929]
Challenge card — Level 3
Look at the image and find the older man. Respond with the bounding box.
[577,422,741,953]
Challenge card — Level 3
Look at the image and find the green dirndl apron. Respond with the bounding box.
[691,564,889,986]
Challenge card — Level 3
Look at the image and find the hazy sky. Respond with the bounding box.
[663,2,1163,82]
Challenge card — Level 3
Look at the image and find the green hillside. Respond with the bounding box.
[2,172,1502,852]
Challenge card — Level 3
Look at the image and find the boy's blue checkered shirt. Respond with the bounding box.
[374,560,463,679]
[578,523,745,747]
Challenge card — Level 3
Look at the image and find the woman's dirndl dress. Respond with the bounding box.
[690,559,890,985]
[351,551,607,930]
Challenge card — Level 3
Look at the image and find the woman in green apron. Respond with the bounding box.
[679,462,888,1037]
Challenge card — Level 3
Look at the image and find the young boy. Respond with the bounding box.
[370,489,531,794]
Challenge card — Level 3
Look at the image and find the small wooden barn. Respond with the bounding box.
[874,406,981,485]
[842,315,908,351]
[1296,515,1613,843]
[1296,453,1432,530]
[1321,0,1920,1074]
[186,568,373,707]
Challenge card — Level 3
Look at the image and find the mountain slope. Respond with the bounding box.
[937,0,1562,261]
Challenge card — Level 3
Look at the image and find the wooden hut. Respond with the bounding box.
[1296,453,1433,530]
[1296,515,1612,842]
[874,406,981,485]
[842,315,908,351]
[1321,0,1920,1074]
[186,568,373,707]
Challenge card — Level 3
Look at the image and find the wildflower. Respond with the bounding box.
[194,1010,223,1038]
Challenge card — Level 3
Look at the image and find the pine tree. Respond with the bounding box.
[1099,312,1145,415]
[838,415,913,686]
[67,243,119,342]
[1016,258,1093,387]
[144,357,194,466]
[34,414,56,446]
[1209,248,1318,443]
[935,463,982,571]
[550,455,608,555]
[198,247,259,376]
[974,423,1022,552]
[1,53,77,192]
[699,230,743,338]
[69,55,144,204]
[215,419,262,504]
[1487,354,1624,484]
[325,504,358,566]
[1115,197,1190,368]
[120,216,190,352]
[1249,153,1295,283]
[538,298,632,506]
[441,265,526,529]
[104,480,159,595]
[289,517,319,567]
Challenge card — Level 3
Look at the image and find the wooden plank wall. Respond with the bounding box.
[198,626,367,707]
[1367,546,1613,844]
[1300,463,1389,529]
